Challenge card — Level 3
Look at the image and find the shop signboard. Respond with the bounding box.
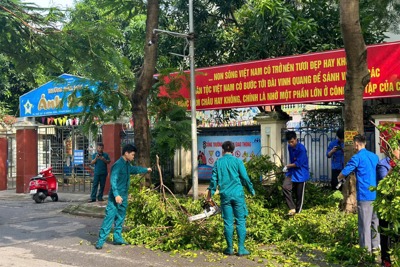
[19,74,97,117]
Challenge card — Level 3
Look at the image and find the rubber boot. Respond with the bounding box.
[221,204,234,255]
[223,227,234,255]
[237,217,250,256]
[95,239,104,249]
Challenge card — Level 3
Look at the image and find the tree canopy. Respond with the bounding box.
[1,0,399,162]
[1,0,398,117]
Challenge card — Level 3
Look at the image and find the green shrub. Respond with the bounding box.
[245,154,286,208]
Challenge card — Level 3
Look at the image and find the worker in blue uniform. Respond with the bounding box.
[337,134,380,253]
[283,131,310,216]
[95,144,152,249]
[207,141,255,256]
[326,128,344,190]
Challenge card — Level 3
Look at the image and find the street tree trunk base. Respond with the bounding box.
[339,175,357,213]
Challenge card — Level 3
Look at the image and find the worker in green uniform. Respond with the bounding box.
[89,143,111,202]
[95,144,152,249]
[207,141,255,256]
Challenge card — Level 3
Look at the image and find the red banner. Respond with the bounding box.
[160,41,400,110]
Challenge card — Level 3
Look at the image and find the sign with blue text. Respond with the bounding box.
[19,74,97,117]
[73,150,84,165]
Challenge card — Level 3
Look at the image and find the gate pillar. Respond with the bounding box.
[254,112,291,165]
[0,130,8,190]
[102,123,123,195]
[15,118,38,193]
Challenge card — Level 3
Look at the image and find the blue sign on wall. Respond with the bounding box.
[19,74,97,117]
[198,165,213,181]
[74,150,84,165]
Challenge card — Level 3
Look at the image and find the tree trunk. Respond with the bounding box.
[131,0,159,187]
[339,0,370,213]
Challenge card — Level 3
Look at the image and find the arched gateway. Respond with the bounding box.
[1,74,127,193]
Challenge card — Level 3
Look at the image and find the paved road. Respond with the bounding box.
[0,192,262,267]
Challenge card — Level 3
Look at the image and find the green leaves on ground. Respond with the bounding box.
[123,172,378,266]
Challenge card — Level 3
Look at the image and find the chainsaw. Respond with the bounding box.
[188,199,221,222]
[336,172,354,189]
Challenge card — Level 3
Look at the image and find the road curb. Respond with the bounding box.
[62,203,105,218]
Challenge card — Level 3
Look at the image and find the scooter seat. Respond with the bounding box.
[31,176,46,181]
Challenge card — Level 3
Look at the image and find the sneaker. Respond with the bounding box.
[98,198,105,201]
[88,199,96,203]
[287,209,296,216]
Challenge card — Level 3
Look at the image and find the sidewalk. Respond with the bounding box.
[0,189,106,218]
[0,184,207,219]
[0,186,207,219]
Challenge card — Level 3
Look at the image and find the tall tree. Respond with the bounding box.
[0,0,66,115]
[0,0,65,72]
[131,0,159,186]
[65,0,160,186]
[339,0,370,213]
[0,0,131,120]
[0,54,36,116]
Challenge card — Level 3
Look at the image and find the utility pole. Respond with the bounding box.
[188,0,198,200]
[152,0,198,199]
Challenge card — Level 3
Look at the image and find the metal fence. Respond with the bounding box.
[281,126,375,184]
[7,133,16,189]
[37,126,102,193]
[6,125,175,191]
[6,124,377,190]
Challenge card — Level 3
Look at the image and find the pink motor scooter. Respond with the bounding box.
[29,167,59,203]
